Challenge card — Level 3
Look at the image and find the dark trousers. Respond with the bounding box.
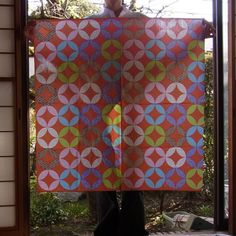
[94,191,148,236]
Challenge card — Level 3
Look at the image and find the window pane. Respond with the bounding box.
[0,207,15,227]
[0,54,15,77]
[0,158,14,181]
[0,82,13,106]
[0,132,14,156]
[0,107,14,131]
[0,182,15,205]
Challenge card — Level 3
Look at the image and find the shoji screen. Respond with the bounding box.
[0,0,28,235]
[0,0,16,228]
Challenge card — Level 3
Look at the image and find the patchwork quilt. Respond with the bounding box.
[35,18,207,192]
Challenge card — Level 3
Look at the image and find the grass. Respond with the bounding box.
[63,200,90,220]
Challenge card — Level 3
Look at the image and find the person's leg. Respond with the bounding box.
[94,191,119,236]
[119,191,148,236]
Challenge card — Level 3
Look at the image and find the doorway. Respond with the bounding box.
[0,0,232,235]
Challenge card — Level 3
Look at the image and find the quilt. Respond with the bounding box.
[35,17,207,192]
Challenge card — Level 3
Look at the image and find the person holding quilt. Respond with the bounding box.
[91,2,149,236]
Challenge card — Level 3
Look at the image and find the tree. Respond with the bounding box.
[130,0,179,16]
[29,0,99,19]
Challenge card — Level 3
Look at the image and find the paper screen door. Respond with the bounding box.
[0,0,28,235]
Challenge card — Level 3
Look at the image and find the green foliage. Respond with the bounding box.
[29,75,35,108]
[30,176,91,230]
[63,201,89,219]
[196,204,214,217]
[203,52,214,199]
[30,176,68,228]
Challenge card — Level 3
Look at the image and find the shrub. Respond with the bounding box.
[30,176,68,228]
[63,201,89,220]
[203,53,214,200]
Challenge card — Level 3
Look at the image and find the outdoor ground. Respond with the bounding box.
[31,191,214,236]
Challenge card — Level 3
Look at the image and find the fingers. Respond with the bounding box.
[203,19,215,38]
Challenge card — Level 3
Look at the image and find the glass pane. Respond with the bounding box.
[0,132,14,156]
[0,182,15,205]
[29,56,35,77]
[0,7,14,28]
[0,107,14,131]
[0,30,14,53]
[0,54,15,77]
[0,82,13,106]
[0,158,14,181]
[223,0,229,218]
[30,2,216,235]
[0,207,15,227]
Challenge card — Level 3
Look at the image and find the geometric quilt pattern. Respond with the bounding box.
[35,18,206,192]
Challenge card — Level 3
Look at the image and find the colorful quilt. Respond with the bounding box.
[35,18,207,192]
